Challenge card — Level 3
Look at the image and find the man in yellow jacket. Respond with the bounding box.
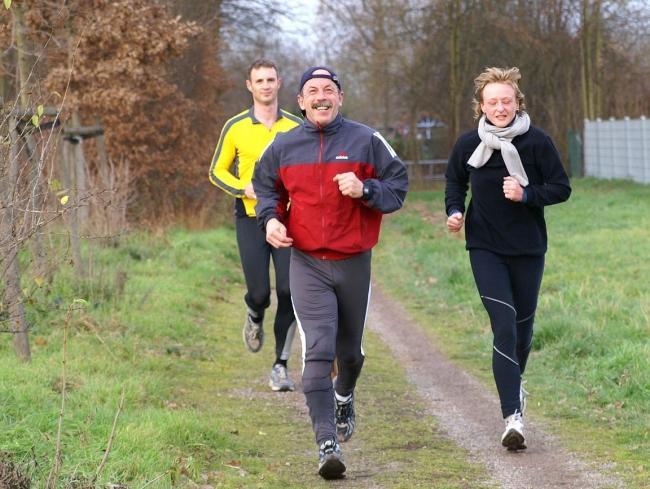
[209,59,301,391]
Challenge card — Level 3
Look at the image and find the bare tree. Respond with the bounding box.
[1,2,56,361]
[581,0,603,119]
[315,0,649,165]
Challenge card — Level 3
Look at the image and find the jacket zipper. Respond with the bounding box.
[318,126,326,258]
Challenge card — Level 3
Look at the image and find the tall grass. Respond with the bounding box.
[373,178,649,486]
[1,227,244,486]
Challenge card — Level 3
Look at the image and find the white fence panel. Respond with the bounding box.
[584,117,650,184]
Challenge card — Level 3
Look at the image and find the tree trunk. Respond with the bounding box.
[94,126,111,241]
[70,112,90,225]
[60,134,86,278]
[23,134,49,280]
[13,3,30,109]
[0,63,7,103]
[14,1,49,281]
[593,0,603,119]
[581,4,589,118]
[448,0,462,145]
[1,112,31,362]
[57,18,86,277]
[581,0,602,120]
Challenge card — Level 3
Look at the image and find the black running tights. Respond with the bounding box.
[469,249,545,418]
[236,215,295,362]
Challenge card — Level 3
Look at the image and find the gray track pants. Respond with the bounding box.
[290,248,371,444]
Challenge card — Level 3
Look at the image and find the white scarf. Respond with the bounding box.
[468,112,531,187]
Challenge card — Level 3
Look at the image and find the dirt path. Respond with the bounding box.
[367,285,624,489]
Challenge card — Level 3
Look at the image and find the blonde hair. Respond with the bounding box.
[471,67,526,120]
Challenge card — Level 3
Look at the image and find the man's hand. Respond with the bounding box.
[333,172,363,198]
[503,176,524,202]
[266,218,293,248]
[244,183,257,200]
[447,212,464,233]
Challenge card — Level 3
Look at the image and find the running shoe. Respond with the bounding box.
[268,364,295,392]
[501,410,527,450]
[335,393,356,443]
[318,438,346,480]
[242,310,263,353]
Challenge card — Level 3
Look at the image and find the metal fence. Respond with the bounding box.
[584,116,650,184]
[404,159,447,182]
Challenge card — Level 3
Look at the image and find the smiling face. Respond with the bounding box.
[246,66,281,106]
[480,82,518,128]
[298,71,343,127]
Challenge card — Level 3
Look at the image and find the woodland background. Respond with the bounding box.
[1,0,649,361]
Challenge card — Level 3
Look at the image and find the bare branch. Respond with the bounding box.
[93,388,126,483]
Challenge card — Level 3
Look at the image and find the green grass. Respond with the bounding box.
[373,177,650,487]
[2,177,646,487]
[1,224,493,487]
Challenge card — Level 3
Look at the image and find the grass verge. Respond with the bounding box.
[1,224,493,488]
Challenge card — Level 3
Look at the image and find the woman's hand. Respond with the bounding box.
[503,176,524,202]
[447,212,464,232]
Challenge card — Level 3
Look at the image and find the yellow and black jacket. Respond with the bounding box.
[209,107,301,217]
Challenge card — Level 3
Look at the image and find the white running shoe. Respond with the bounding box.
[501,410,527,450]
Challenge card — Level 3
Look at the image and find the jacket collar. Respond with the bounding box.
[248,107,284,124]
[302,113,343,134]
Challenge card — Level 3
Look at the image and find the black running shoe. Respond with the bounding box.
[335,393,356,443]
[318,438,345,480]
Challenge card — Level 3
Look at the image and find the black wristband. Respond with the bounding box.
[362,180,373,201]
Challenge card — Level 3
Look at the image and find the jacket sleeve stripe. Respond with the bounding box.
[373,131,397,158]
[208,112,249,196]
[210,170,243,197]
[281,110,303,125]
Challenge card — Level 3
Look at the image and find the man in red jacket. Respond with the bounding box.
[253,66,408,480]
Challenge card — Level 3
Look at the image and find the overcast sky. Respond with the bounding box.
[277,0,319,44]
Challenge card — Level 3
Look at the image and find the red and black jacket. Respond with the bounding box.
[253,114,408,260]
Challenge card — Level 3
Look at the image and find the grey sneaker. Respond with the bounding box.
[318,438,345,480]
[335,393,356,443]
[268,364,295,392]
[242,311,263,353]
